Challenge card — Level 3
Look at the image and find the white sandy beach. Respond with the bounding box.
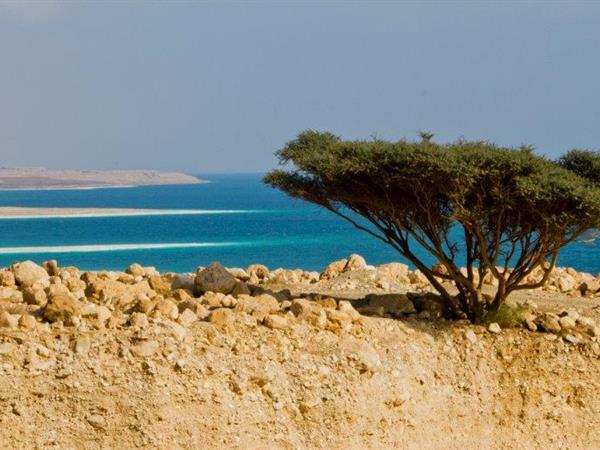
[0,207,254,219]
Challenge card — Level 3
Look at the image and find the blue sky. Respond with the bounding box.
[0,1,599,173]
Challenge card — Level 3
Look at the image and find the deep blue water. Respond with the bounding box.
[0,174,597,274]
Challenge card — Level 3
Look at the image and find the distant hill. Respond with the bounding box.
[0,168,204,189]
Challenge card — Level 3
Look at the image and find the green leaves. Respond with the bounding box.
[264,131,600,320]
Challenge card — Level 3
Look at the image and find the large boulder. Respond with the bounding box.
[11,261,49,287]
[366,293,416,315]
[195,262,237,295]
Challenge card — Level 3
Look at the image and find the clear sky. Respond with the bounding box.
[0,1,599,173]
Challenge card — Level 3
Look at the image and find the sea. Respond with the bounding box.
[0,173,598,274]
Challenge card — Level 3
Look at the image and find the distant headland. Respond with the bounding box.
[0,167,204,190]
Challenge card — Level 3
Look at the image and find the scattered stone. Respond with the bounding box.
[487,323,501,334]
[131,340,159,357]
[148,276,173,296]
[195,262,237,295]
[11,260,49,287]
[128,312,149,329]
[0,270,16,287]
[18,314,37,330]
[246,264,269,280]
[464,329,478,344]
[126,263,145,277]
[178,308,197,327]
[0,311,19,329]
[264,314,288,330]
[366,293,416,315]
[74,336,91,355]
[537,313,562,334]
[42,294,81,324]
[208,308,235,327]
[0,342,16,354]
[86,414,106,429]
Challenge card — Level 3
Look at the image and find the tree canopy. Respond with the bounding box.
[264,131,600,321]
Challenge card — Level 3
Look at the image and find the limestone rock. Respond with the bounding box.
[235,294,280,321]
[126,263,145,277]
[487,323,501,334]
[208,308,234,327]
[22,287,47,306]
[178,308,197,327]
[18,314,37,330]
[195,262,237,295]
[148,276,173,296]
[0,311,18,329]
[128,312,149,329]
[42,294,81,324]
[246,264,269,280]
[537,313,561,334]
[152,298,179,320]
[264,314,288,329]
[344,254,367,271]
[366,293,416,315]
[0,270,16,287]
[11,261,49,287]
[131,340,159,357]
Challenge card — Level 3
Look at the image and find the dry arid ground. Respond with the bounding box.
[0,257,599,449]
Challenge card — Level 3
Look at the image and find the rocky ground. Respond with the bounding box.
[0,256,599,449]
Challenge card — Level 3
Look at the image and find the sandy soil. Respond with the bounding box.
[0,260,599,449]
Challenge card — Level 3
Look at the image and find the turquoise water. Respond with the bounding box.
[0,174,597,273]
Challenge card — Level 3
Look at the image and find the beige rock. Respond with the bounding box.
[126,263,145,277]
[227,267,250,281]
[131,340,159,357]
[487,323,501,334]
[338,301,361,321]
[152,299,179,320]
[149,276,172,296]
[0,342,16,354]
[340,337,381,372]
[376,262,410,282]
[42,294,80,324]
[195,262,237,295]
[178,308,197,327]
[0,311,19,329]
[86,414,106,429]
[74,336,91,355]
[208,308,234,327]
[128,312,149,329]
[556,274,576,293]
[464,329,478,344]
[366,293,416,315]
[558,316,576,330]
[11,261,49,287]
[0,286,24,303]
[320,258,348,280]
[0,270,16,287]
[344,254,367,271]
[18,314,37,330]
[178,299,209,319]
[537,313,562,334]
[235,294,280,321]
[264,314,288,330]
[246,264,269,279]
[22,287,47,305]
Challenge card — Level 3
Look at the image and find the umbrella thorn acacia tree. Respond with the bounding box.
[264,131,600,322]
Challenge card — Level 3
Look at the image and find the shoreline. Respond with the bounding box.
[0,181,211,192]
[0,207,255,219]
